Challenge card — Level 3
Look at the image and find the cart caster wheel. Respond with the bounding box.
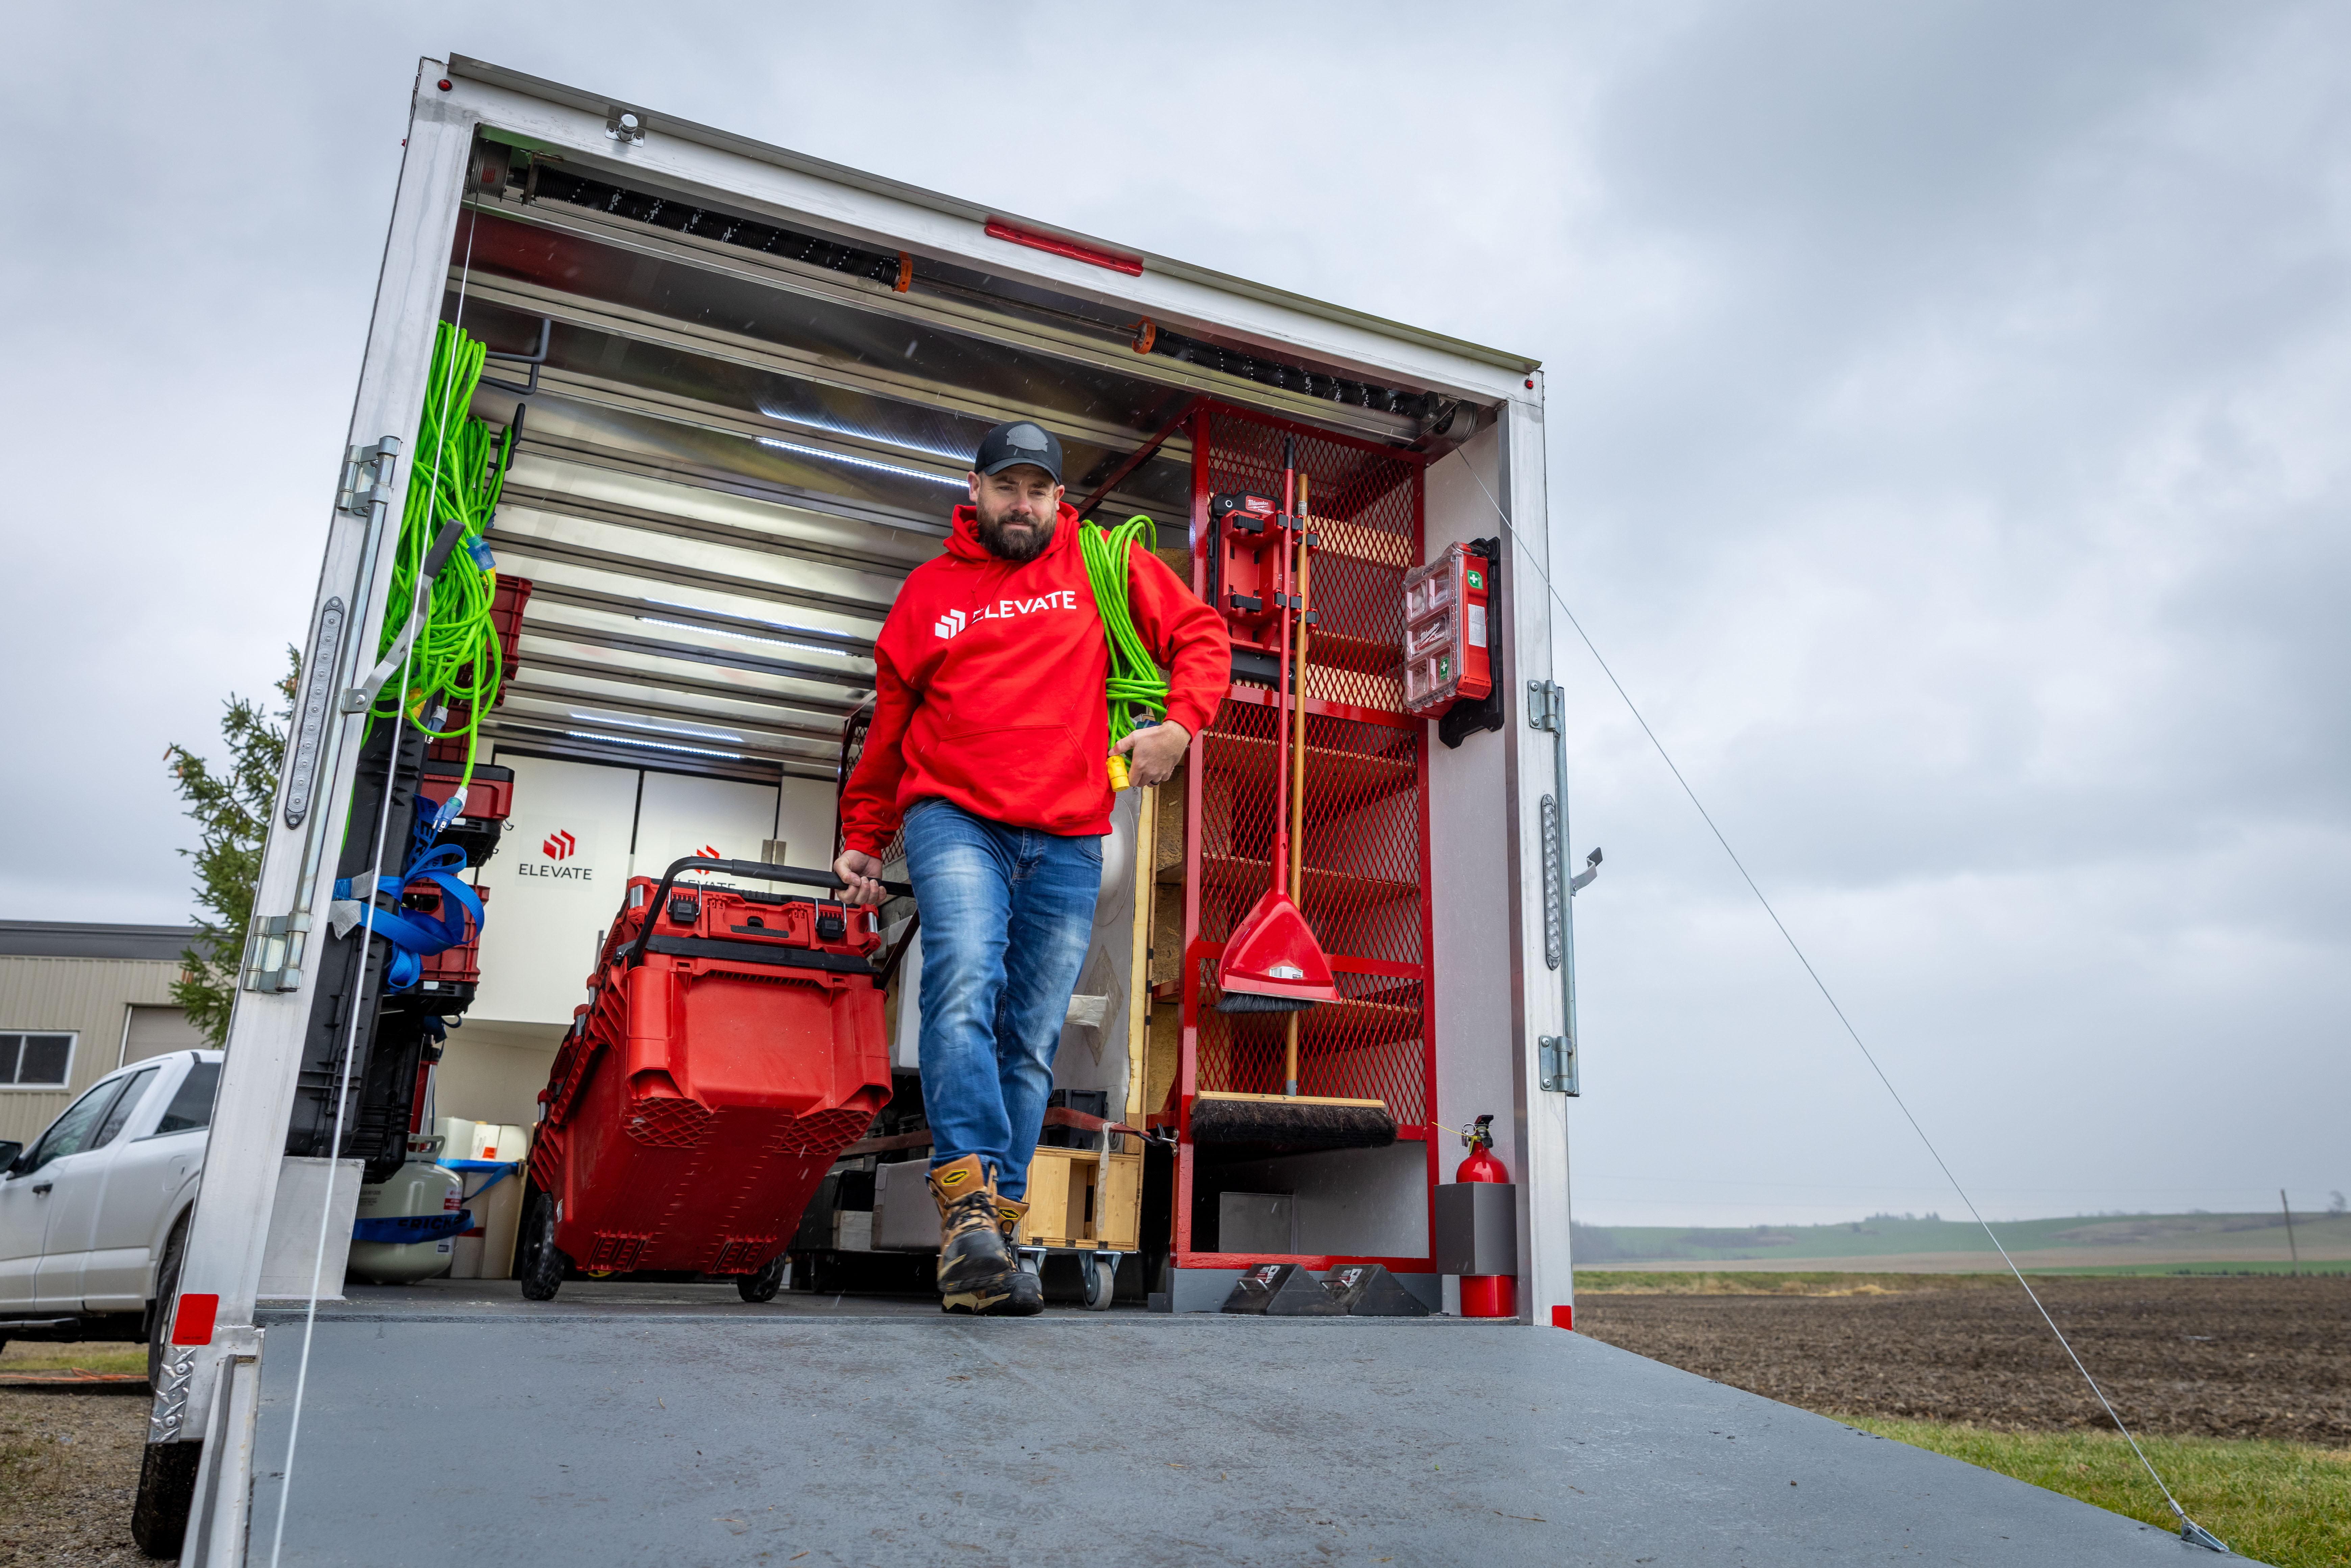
[738,1253,787,1302]
[517,1189,568,1302]
[1083,1255,1115,1311]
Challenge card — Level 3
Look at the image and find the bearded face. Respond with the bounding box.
[968,465,1063,562]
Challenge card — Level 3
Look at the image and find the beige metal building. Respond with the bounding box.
[0,921,207,1146]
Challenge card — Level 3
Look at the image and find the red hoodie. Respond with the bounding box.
[839,501,1230,855]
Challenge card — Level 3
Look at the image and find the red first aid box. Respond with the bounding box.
[1400,542,1493,716]
[528,873,893,1278]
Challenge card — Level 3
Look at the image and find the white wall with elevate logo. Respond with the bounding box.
[468,756,643,1027]
[632,772,784,889]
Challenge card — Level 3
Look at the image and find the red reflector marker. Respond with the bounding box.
[1551,1303,1574,1331]
[171,1293,220,1346]
[984,218,1143,276]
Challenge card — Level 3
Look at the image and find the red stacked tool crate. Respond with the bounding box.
[528,869,893,1280]
[406,886,488,1004]
[426,574,534,764]
[1175,402,1435,1273]
[392,758,515,1016]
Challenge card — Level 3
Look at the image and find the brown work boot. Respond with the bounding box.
[992,1193,1045,1316]
[930,1155,1018,1315]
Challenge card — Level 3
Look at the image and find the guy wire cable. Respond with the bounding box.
[268,207,483,1568]
[1454,461,2226,1552]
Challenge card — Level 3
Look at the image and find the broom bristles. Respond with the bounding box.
[1189,1097,1397,1150]
[1212,990,1316,1014]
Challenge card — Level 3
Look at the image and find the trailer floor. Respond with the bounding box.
[247,1283,2203,1566]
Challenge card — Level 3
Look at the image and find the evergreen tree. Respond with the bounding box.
[165,649,298,1045]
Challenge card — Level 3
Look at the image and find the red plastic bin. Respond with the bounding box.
[421,758,514,823]
[426,574,534,764]
[526,858,897,1282]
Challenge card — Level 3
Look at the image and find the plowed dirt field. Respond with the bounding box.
[1575,1276,2349,1444]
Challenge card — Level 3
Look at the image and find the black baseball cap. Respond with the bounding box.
[972,420,1063,484]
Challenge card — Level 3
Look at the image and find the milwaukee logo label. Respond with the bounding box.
[543,830,577,861]
[934,592,1079,641]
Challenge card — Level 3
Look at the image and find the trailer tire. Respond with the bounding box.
[131,1440,201,1558]
[737,1252,787,1302]
[146,1215,189,1390]
[516,1188,567,1301]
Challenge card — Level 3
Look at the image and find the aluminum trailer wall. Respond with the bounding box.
[150,54,1567,1558]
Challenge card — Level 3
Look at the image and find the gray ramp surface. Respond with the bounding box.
[251,1288,2199,1566]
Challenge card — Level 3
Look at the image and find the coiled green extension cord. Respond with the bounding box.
[1079,515,1172,789]
[375,321,513,785]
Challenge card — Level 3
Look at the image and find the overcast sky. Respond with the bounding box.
[3,2,2342,1226]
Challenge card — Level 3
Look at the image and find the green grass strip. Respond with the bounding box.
[1843,1417,2350,1567]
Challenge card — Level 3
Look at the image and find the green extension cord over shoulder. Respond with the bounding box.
[375,321,514,789]
[1079,515,1172,790]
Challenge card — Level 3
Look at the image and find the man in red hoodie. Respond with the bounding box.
[835,420,1228,1315]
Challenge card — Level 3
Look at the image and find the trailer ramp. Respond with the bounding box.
[248,1284,2184,1566]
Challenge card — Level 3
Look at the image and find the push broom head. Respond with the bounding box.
[1188,1091,1398,1151]
[1213,889,1340,1013]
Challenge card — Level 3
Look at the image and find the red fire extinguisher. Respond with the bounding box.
[1456,1114,1515,1319]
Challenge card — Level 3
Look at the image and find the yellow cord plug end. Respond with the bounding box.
[1106,753,1131,792]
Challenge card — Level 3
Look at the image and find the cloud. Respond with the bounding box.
[0,0,2340,1220]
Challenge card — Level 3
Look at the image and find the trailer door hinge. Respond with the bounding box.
[241,912,311,994]
[1539,1034,1578,1096]
[1526,679,1565,735]
[607,107,647,146]
[336,438,401,519]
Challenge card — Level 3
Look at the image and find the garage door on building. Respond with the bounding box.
[122,1004,205,1067]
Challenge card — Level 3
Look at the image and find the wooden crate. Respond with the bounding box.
[1017,1146,1143,1251]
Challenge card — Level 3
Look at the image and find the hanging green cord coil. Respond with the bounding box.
[374,321,514,789]
[1080,515,1172,789]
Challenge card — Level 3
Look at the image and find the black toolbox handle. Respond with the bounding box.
[626,857,913,970]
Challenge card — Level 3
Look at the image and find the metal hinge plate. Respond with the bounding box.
[1539,1034,1578,1096]
[241,912,311,994]
[336,438,401,518]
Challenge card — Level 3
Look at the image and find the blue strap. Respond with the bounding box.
[351,1209,471,1245]
[334,842,485,991]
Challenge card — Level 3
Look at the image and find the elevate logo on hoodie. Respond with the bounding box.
[840,502,1230,853]
[932,590,1079,640]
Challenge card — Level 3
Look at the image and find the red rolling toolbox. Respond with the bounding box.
[519,857,910,1299]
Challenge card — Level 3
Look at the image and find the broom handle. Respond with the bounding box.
[1285,475,1312,1098]
[1290,476,1310,902]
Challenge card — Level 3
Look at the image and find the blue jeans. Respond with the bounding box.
[901,797,1101,1202]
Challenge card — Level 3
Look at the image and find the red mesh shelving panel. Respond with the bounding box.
[1183,403,1431,1137]
[1198,409,1419,714]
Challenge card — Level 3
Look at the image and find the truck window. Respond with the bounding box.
[93,1066,162,1149]
[153,1062,220,1136]
[21,1077,131,1174]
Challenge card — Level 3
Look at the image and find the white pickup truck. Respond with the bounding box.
[0,1050,220,1384]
